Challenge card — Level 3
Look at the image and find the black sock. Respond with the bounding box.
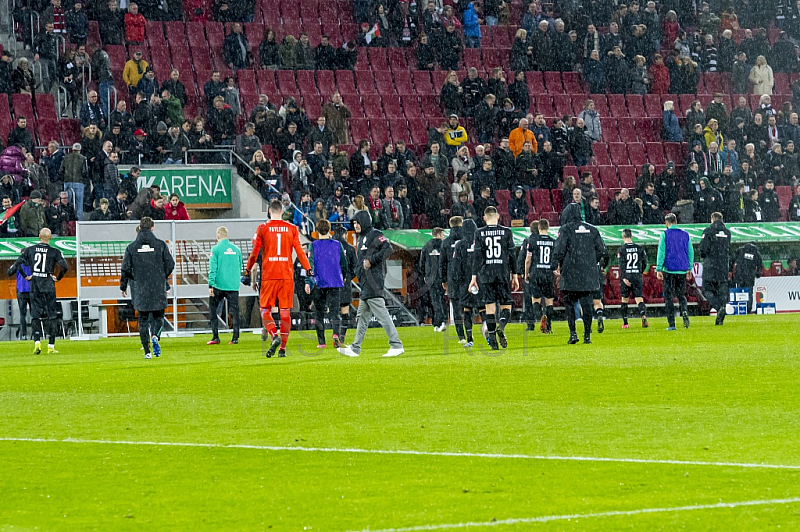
[32,318,42,342]
[486,314,497,334]
[463,309,474,341]
[454,317,465,340]
[532,302,542,321]
[47,319,56,345]
[339,312,348,339]
[545,305,553,324]
[499,308,510,331]
[621,303,628,322]
[479,309,487,324]
[595,307,604,319]
[638,302,647,316]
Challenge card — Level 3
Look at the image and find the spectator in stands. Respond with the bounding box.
[59,143,87,220]
[717,30,736,73]
[560,175,576,207]
[89,197,114,221]
[141,193,166,220]
[568,118,593,168]
[98,0,123,45]
[577,100,602,143]
[41,141,64,199]
[164,126,190,165]
[451,145,475,178]
[327,182,351,215]
[513,141,537,189]
[463,2,481,48]
[705,93,728,130]
[294,33,314,69]
[65,0,88,45]
[578,171,596,199]
[160,70,187,108]
[749,55,774,95]
[704,119,724,149]
[19,191,46,236]
[124,3,146,45]
[208,96,236,146]
[202,71,225,112]
[248,149,276,195]
[506,71,529,117]
[473,94,498,144]
[461,67,487,117]
[537,140,563,190]
[137,68,159,101]
[307,141,328,179]
[12,57,34,95]
[759,179,780,221]
[425,186,449,228]
[382,186,404,229]
[440,70,463,117]
[494,99,519,139]
[640,182,662,224]
[258,29,280,69]
[346,194,367,220]
[220,76,240,116]
[7,117,34,154]
[348,139,372,178]
[721,139,740,173]
[510,29,531,72]
[276,122,303,161]
[415,33,436,70]
[646,54,669,94]
[45,190,77,234]
[321,92,352,146]
[123,50,148,102]
[444,115,468,155]
[336,41,358,70]
[608,188,640,225]
[310,35,334,70]
[163,193,189,220]
[629,55,649,95]
[0,177,20,208]
[223,23,250,71]
[662,101,682,142]
[160,89,183,128]
[78,90,106,130]
[604,46,628,93]
[33,23,59,93]
[695,177,722,222]
[755,94,776,120]
[508,117,536,158]
[438,23,462,71]
[743,189,762,222]
[531,21,554,71]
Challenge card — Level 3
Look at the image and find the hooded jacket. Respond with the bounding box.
[439,224,463,291]
[418,235,444,289]
[452,219,478,302]
[699,219,731,282]
[352,210,393,300]
[731,242,763,286]
[120,228,175,312]
[551,203,607,292]
[463,3,481,37]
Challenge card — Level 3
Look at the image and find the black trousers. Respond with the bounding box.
[703,280,729,313]
[139,309,164,350]
[210,289,240,341]
[312,287,341,344]
[430,284,446,327]
[563,290,593,337]
[17,292,30,338]
[735,281,755,313]
[663,273,688,326]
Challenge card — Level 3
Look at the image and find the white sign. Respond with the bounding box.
[754,276,800,312]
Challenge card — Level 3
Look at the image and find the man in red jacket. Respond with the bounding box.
[124,3,146,45]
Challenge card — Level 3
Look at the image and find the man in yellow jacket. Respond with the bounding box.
[123,49,148,102]
[509,118,538,157]
[443,114,468,156]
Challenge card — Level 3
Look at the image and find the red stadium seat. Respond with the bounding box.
[608,142,629,166]
[608,94,627,118]
[600,117,619,141]
[644,94,662,117]
[627,143,646,166]
[349,118,370,142]
[563,72,583,94]
[543,72,563,94]
[618,166,636,189]
[407,118,428,146]
[400,95,422,118]
[382,95,403,118]
[394,73,413,95]
[335,70,357,95]
[316,70,336,96]
[34,93,57,121]
[296,70,317,95]
[276,70,298,95]
[361,94,383,118]
[355,70,377,94]
[774,73,791,94]
[592,142,610,165]
[598,166,618,188]
[664,142,685,165]
[36,118,60,145]
[626,94,646,117]
[638,118,660,142]
[533,94,552,116]
[370,119,391,145]
[550,189,563,213]
[526,71,545,94]
[589,94,609,115]
[617,117,637,143]
[552,94,575,117]
[12,94,34,120]
[412,71,434,95]
[374,70,395,94]
[531,189,552,213]
[257,70,278,94]
[645,142,665,164]
[59,119,82,145]
[388,118,409,143]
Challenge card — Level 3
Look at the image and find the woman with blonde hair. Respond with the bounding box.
[577,99,602,142]
[347,194,369,219]
[630,55,649,95]
[511,28,531,72]
[749,55,774,95]
[440,70,463,116]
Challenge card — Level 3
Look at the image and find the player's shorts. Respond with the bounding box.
[529,272,555,299]
[30,290,59,320]
[620,275,644,299]
[460,291,480,309]
[260,279,294,310]
[339,285,352,309]
[480,279,513,306]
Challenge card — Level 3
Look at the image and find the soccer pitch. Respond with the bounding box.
[2,315,800,531]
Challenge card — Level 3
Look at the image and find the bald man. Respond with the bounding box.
[16,228,68,354]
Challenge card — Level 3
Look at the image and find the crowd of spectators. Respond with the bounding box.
[3,0,800,240]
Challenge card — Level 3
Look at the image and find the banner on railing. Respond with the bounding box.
[123,165,233,209]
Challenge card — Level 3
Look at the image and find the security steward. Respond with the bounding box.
[699,211,732,325]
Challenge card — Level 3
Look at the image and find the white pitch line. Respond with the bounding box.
[348,497,800,532]
[1,437,799,471]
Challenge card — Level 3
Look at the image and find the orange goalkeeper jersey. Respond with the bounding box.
[246,219,311,280]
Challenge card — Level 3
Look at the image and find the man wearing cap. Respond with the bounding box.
[127,129,150,164]
[60,143,88,221]
[89,197,114,220]
[19,191,47,237]
[444,115,468,156]
[46,191,77,234]
[123,50,148,102]
[0,51,14,96]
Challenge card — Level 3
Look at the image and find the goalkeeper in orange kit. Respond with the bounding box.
[245,200,312,358]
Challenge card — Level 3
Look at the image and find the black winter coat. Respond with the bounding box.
[439,224,463,293]
[120,228,175,312]
[352,210,393,300]
[552,203,608,292]
[699,220,731,282]
[731,243,763,286]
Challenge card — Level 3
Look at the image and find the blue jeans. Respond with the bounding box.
[64,182,85,221]
[485,16,498,26]
[574,155,590,168]
[99,80,114,117]
[165,157,183,164]
[465,35,481,48]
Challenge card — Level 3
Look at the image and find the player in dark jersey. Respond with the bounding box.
[452,219,479,347]
[523,218,556,333]
[592,258,609,333]
[468,206,519,350]
[16,228,68,354]
[617,228,649,328]
[334,226,357,348]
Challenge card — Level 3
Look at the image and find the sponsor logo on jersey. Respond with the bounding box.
[224,248,238,255]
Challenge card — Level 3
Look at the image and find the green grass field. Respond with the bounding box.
[2,314,800,531]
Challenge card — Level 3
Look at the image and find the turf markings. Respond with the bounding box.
[1,437,800,471]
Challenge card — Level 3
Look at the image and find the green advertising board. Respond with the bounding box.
[125,165,233,209]
[1,223,798,260]
[384,222,800,250]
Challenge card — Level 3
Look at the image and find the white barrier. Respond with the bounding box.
[754,276,800,313]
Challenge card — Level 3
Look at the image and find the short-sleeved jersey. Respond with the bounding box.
[246,219,311,280]
[617,242,648,277]
[525,234,556,276]
[472,224,516,282]
[18,243,68,293]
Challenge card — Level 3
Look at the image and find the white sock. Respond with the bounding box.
[48,344,54,349]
